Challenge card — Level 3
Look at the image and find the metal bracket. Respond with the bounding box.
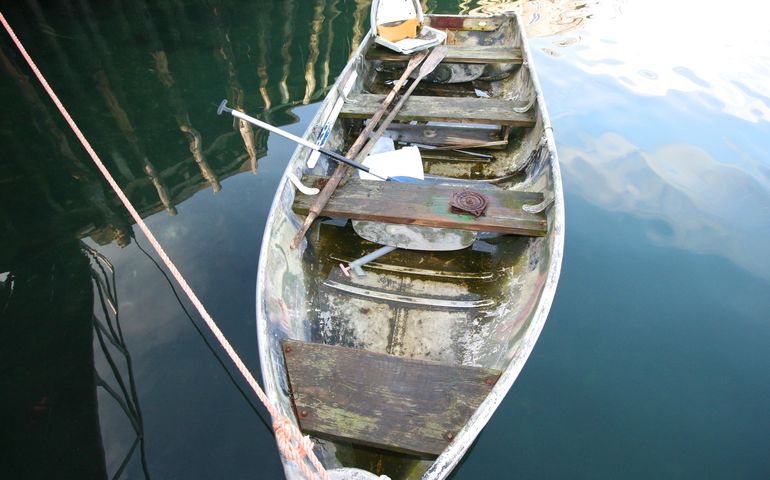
[523,192,554,214]
[286,172,320,196]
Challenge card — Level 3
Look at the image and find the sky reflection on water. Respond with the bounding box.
[483,0,770,281]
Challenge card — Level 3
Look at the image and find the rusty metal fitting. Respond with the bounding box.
[449,190,489,217]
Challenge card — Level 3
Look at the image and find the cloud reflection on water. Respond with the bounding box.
[560,132,770,279]
[469,0,770,123]
[465,1,770,279]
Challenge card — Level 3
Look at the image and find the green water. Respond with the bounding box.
[1,0,768,478]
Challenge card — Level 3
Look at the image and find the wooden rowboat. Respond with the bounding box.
[256,13,564,480]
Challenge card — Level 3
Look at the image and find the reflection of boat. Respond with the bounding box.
[257,12,563,479]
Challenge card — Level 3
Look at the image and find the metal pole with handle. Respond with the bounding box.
[217,100,389,181]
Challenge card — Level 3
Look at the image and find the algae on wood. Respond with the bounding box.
[282,340,501,456]
[293,175,547,236]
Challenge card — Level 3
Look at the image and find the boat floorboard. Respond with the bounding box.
[282,339,501,456]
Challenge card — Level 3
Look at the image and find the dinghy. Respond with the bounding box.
[255,11,564,480]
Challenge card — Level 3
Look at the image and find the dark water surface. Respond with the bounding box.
[1,0,768,478]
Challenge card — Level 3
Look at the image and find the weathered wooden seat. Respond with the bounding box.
[340,93,536,127]
[293,175,547,237]
[366,45,523,64]
[282,339,501,456]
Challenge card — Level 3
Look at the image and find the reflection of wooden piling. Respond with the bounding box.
[211,4,260,174]
[135,0,221,193]
[322,0,341,90]
[303,0,326,104]
[351,0,370,54]
[151,50,221,191]
[92,70,177,215]
[280,0,296,103]
[75,0,177,215]
[255,4,273,110]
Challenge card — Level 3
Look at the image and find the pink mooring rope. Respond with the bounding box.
[0,12,327,480]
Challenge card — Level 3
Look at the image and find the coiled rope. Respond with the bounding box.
[0,12,327,480]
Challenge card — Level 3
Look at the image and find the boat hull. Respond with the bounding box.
[256,13,563,479]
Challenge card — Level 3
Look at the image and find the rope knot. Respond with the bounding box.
[272,417,327,480]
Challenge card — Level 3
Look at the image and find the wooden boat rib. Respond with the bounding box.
[256,13,564,480]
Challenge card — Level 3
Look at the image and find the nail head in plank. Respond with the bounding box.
[282,339,501,456]
[341,94,536,127]
[293,175,547,237]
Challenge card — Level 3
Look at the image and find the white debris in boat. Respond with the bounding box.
[329,467,391,480]
[474,88,491,98]
[360,145,423,181]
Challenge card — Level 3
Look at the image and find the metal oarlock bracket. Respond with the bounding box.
[286,172,320,196]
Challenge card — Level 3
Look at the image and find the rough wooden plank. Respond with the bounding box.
[282,339,501,456]
[425,16,504,31]
[293,175,547,236]
[367,45,523,64]
[341,94,535,126]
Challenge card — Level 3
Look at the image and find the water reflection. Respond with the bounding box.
[0,0,371,252]
[0,0,370,476]
[561,132,770,280]
[553,0,770,123]
[467,0,598,38]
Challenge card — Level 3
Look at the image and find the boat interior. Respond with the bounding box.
[259,13,560,479]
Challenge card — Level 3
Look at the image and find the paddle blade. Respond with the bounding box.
[416,46,448,77]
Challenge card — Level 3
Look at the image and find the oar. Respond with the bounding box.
[355,46,448,162]
[290,46,447,249]
[218,100,433,183]
[218,100,391,180]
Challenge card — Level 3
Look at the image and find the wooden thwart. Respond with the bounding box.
[293,175,547,236]
[367,45,523,64]
[282,339,501,456]
[341,94,536,126]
